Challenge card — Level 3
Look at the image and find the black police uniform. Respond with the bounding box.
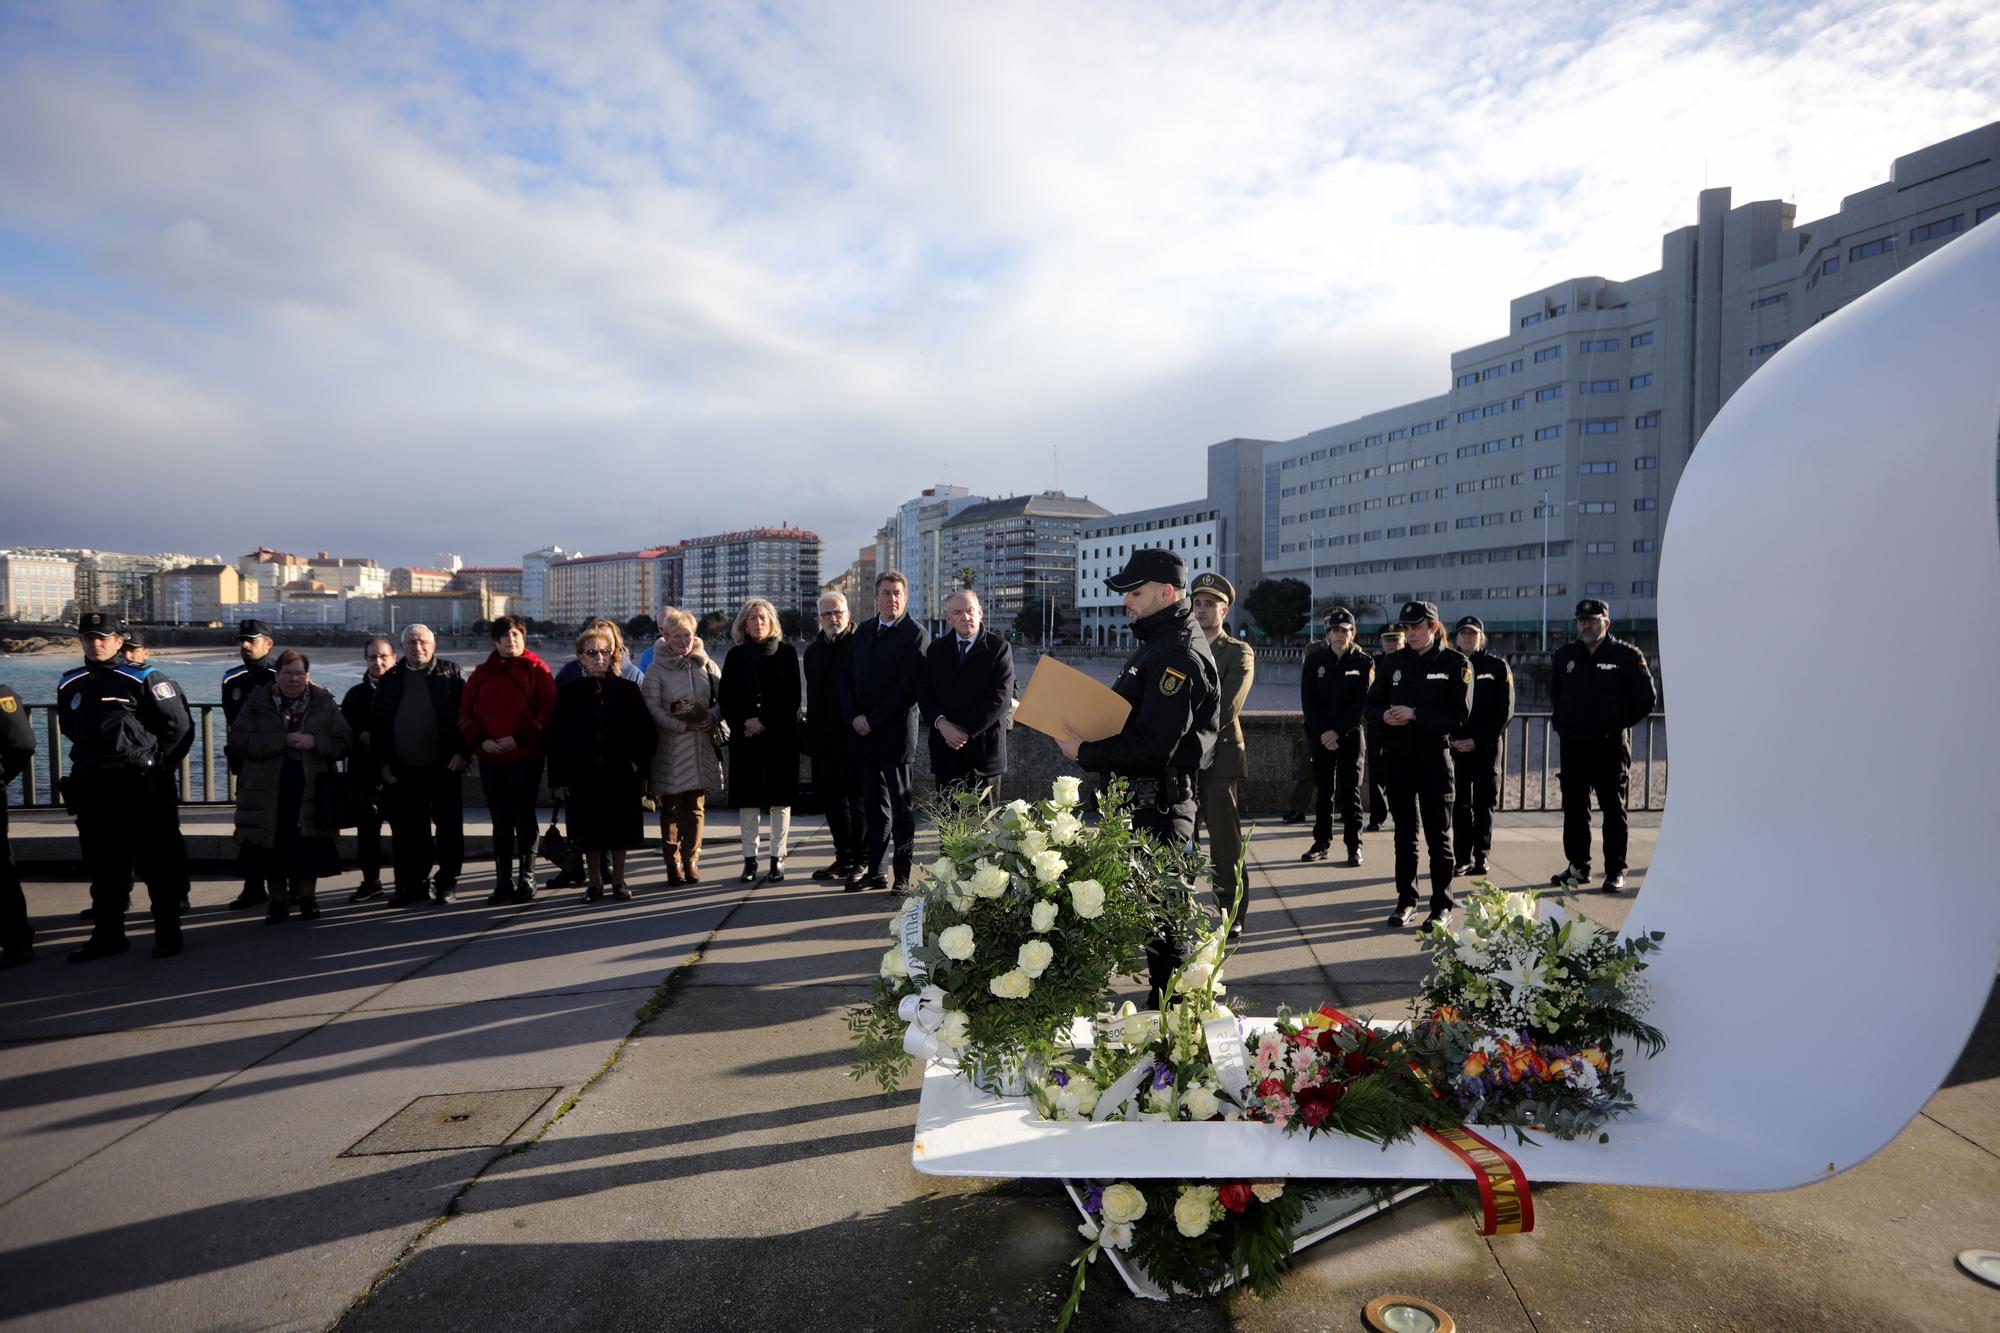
[1450,635,1515,875]
[1364,635,1401,829]
[1549,622,1656,882]
[1075,566,1219,999]
[222,637,279,905]
[1,680,35,963]
[1364,608,1472,921]
[1300,626,1373,859]
[57,651,194,956]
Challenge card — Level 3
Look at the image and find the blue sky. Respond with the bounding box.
[1,0,1995,569]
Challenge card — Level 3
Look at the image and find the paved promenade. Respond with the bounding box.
[1,809,1995,1331]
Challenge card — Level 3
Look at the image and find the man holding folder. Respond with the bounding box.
[1057,548,1219,1002]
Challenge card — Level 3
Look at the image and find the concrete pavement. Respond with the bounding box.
[2,808,1996,1331]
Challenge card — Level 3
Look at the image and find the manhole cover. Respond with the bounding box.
[344,1087,561,1156]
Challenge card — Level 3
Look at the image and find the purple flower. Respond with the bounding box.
[1082,1184,1104,1215]
[1151,1064,1176,1090]
[1051,1068,1071,1087]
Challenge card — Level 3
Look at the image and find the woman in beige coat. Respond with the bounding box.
[230,650,352,922]
[641,609,724,885]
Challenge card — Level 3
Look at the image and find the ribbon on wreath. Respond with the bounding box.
[1302,1005,1534,1235]
[898,985,950,1059]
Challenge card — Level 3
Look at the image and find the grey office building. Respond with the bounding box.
[1260,120,2000,645]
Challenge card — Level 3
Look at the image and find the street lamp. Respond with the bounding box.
[1540,492,1585,654]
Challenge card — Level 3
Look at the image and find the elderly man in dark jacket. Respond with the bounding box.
[340,635,398,902]
[838,571,930,892]
[804,592,865,883]
[918,589,1014,807]
[371,623,469,905]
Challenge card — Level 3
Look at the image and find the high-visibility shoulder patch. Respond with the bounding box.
[1159,667,1186,697]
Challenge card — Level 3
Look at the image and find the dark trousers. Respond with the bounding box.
[478,756,544,885]
[1386,748,1455,911]
[388,761,464,893]
[858,757,915,882]
[1366,725,1390,826]
[1,795,30,955]
[1452,740,1502,868]
[1309,734,1365,851]
[815,754,866,868]
[71,768,187,945]
[353,791,386,884]
[1558,733,1632,876]
[1134,798,1197,1001]
[1196,768,1245,925]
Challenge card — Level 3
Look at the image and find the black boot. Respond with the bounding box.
[740,857,759,883]
[766,856,786,884]
[230,878,269,910]
[488,859,515,906]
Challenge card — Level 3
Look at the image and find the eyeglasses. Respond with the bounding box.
[817,611,843,619]
[580,648,612,658]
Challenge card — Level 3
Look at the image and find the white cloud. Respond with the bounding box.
[0,0,1994,566]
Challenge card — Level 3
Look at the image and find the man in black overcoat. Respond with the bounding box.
[838,571,931,891]
[804,591,865,882]
[918,589,1015,807]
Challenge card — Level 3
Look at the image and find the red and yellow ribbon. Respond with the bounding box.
[1423,1124,1535,1235]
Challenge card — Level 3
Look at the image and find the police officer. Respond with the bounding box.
[1365,601,1472,931]
[1363,624,1405,831]
[118,629,149,668]
[1058,548,1219,999]
[58,613,194,961]
[1299,607,1373,868]
[1,677,34,967]
[1449,615,1514,879]
[221,618,280,908]
[1548,598,1656,893]
[1188,572,1253,934]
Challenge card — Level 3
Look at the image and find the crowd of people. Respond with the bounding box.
[0,555,1653,980]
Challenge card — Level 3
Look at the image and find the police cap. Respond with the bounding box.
[1188,572,1236,605]
[237,618,276,640]
[1398,600,1440,625]
[77,612,125,638]
[1454,615,1485,633]
[120,627,146,648]
[1104,548,1187,593]
[1323,606,1356,629]
[1378,624,1406,640]
[1573,598,1610,619]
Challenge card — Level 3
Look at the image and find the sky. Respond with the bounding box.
[2,0,1995,571]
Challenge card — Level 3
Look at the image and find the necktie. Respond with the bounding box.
[958,638,971,663]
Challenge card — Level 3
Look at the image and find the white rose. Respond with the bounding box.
[989,969,1034,999]
[880,948,909,980]
[1046,811,1084,846]
[1017,939,1055,979]
[1183,1084,1219,1120]
[936,1010,969,1049]
[1032,849,1068,884]
[1564,915,1604,954]
[969,860,1011,899]
[929,857,959,884]
[1002,798,1033,825]
[1070,1076,1101,1115]
[1050,775,1083,808]
[1019,827,1050,858]
[1031,900,1058,932]
[937,924,976,961]
[944,885,974,913]
[1174,1186,1218,1238]
[1068,879,1105,918]
[1099,1182,1148,1225]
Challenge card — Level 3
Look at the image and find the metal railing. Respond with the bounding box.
[8,703,237,809]
[1495,711,1667,812]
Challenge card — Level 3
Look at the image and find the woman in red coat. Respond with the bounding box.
[460,615,557,903]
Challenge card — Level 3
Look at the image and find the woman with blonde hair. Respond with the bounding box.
[547,623,656,901]
[642,607,723,884]
[719,597,801,883]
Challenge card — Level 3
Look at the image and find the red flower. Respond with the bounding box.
[1218,1182,1253,1213]
[1257,1077,1284,1098]
[1343,1050,1377,1076]
[1316,1029,1339,1054]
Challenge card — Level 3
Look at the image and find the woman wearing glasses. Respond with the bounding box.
[547,623,657,902]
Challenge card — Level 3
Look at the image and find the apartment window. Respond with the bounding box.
[1630,580,1656,596]
[1457,444,1480,458]
[1534,345,1561,363]
[1584,541,1615,554]
[1979,202,2000,225]
[1520,312,1543,327]
[1481,366,1505,381]
[1821,256,1840,276]
[1411,421,1432,435]
[1633,498,1657,510]
[1629,373,1654,389]
[1311,448,1328,460]
[1511,397,1525,410]
[1750,341,1786,356]
[1363,530,1383,541]
[1534,464,1560,479]
[1535,385,1564,402]
[1579,379,1619,394]
[1436,419,1449,430]
[1751,293,1788,308]
[1849,236,1895,262]
[1455,370,1479,388]
[1535,425,1562,440]
[1630,330,1655,347]
[1366,434,1384,446]
[1578,461,1617,474]
[1911,215,1963,244]
[1579,338,1618,353]
[1635,412,1660,429]
[1578,502,1615,514]
[1387,526,1407,539]
[1632,539,1657,552]
[1634,456,1658,469]
[1388,428,1408,441]
[1585,582,1616,596]
[1581,420,1619,434]
[1511,359,1523,372]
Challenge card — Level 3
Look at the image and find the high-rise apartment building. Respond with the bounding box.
[544,548,675,628]
[0,552,78,622]
[155,564,252,625]
[520,545,569,622]
[880,486,982,630]
[676,527,823,622]
[938,491,1111,633]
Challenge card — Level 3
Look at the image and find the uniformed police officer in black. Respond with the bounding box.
[1448,615,1514,879]
[58,613,195,961]
[221,618,279,909]
[1548,598,1657,893]
[1,677,35,967]
[1299,606,1373,868]
[1365,601,1472,931]
[1363,624,1404,831]
[1058,548,1219,1000]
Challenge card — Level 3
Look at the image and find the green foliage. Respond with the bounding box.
[1241,578,1311,639]
[623,614,659,643]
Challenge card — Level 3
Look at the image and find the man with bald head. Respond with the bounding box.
[372,624,470,905]
[918,588,1016,808]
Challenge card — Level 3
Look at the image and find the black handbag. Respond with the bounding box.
[537,803,577,873]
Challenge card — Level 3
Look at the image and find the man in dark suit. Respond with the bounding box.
[838,571,931,892]
[918,589,1015,807]
[804,591,865,882]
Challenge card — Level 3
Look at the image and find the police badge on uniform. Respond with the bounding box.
[1392,669,1402,685]
[153,681,176,699]
[1317,665,1326,677]
[0,696,15,713]
[1159,667,1186,697]
[1565,660,1576,673]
